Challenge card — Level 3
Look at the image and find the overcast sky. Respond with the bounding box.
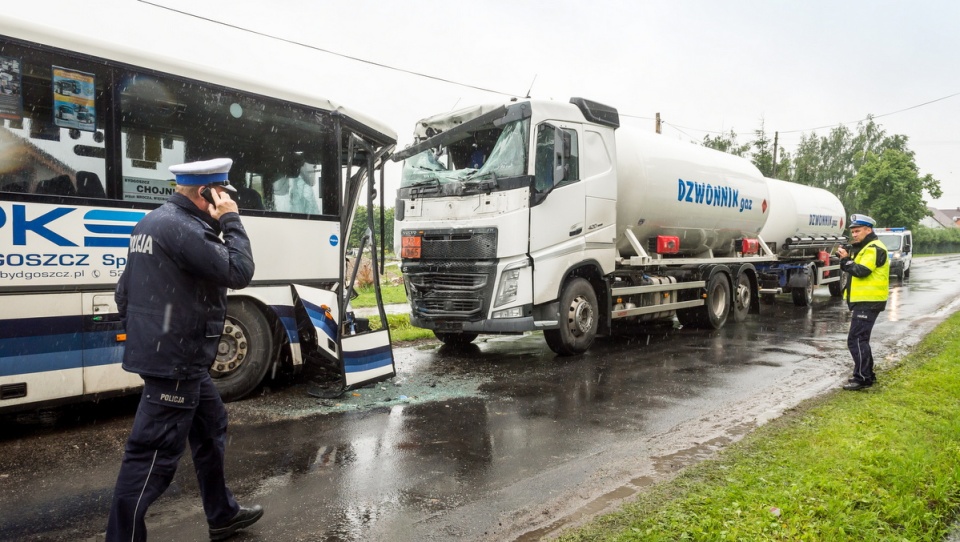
[7,1,958,210]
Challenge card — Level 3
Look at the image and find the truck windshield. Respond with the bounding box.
[877,234,902,250]
[400,118,529,194]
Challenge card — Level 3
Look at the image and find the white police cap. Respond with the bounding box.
[169,158,236,191]
[850,214,876,228]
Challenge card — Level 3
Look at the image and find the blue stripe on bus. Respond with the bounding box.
[84,236,133,247]
[0,333,83,356]
[84,209,148,222]
[271,305,300,344]
[1,349,82,376]
[301,299,338,340]
[0,315,82,341]
[342,344,392,372]
[84,223,136,235]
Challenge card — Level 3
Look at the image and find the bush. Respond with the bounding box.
[914,225,960,254]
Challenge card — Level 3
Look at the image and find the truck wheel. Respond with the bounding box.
[791,266,814,306]
[732,272,752,323]
[829,271,848,297]
[677,273,730,329]
[904,267,910,280]
[435,332,478,347]
[211,298,274,402]
[544,278,598,356]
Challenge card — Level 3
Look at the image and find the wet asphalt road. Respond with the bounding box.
[3,256,960,541]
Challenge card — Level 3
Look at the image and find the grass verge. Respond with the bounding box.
[368,313,435,343]
[351,284,407,307]
[557,311,960,541]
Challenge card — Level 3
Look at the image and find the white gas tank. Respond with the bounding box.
[759,177,845,253]
[614,128,770,257]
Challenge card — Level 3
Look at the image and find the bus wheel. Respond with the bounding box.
[732,272,752,323]
[211,299,274,402]
[544,278,598,356]
[435,332,478,347]
[791,265,815,306]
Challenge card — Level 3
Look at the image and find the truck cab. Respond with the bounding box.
[875,227,913,281]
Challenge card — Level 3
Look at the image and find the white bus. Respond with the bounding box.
[0,17,397,412]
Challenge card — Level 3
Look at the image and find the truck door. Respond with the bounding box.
[528,122,585,305]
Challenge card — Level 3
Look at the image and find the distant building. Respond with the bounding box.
[921,207,960,229]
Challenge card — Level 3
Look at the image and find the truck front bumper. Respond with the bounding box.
[410,314,536,333]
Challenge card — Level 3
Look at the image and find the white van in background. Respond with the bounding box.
[876,228,913,281]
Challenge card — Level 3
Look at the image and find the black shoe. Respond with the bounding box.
[843,380,872,391]
[210,505,263,541]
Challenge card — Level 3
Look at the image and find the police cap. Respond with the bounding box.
[169,158,236,192]
[850,214,876,228]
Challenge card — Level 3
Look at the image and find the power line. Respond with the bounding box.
[778,91,960,134]
[137,0,520,98]
[136,1,960,140]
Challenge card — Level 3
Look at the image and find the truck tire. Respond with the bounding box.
[828,259,846,297]
[732,272,752,323]
[544,278,598,356]
[791,265,814,306]
[435,332,478,347]
[677,273,730,330]
[828,272,847,297]
[904,267,910,280]
[211,298,274,402]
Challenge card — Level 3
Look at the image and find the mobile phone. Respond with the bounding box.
[200,186,216,205]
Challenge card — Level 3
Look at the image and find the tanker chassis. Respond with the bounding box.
[392,98,846,355]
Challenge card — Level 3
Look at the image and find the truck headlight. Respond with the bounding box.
[494,260,529,308]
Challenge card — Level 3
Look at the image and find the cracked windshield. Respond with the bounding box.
[400,118,528,194]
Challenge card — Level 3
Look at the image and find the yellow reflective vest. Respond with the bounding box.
[849,239,889,303]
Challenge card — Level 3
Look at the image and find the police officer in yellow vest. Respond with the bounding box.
[836,213,889,391]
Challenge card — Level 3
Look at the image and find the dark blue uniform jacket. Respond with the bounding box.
[116,193,255,380]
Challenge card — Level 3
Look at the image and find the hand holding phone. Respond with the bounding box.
[200,186,216,205]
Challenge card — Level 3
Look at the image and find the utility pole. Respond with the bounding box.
[772,131,779,177]
[655,113,661,134]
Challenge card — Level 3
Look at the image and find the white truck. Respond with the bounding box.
[392,98,847,355]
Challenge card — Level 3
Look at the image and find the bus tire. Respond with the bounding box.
[544,278,598,356]
[435,332,478,347]
[211,298,274,402]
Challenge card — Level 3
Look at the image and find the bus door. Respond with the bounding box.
[81,292,137,395]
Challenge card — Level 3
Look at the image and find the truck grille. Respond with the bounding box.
[406,273,487,290]
[403,257,498,321]
[404,228,498,260]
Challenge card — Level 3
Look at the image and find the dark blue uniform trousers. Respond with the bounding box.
[848,308,880,383]
[106,373,239,541]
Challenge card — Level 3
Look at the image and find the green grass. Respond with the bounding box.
[368,313,435,342]
[351,284,408,307]
[558,312,960,542]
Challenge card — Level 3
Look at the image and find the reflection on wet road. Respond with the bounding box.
[3,256,960,541]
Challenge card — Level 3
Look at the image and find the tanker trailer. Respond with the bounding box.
[395,97,794,355]
[755,177,847,305]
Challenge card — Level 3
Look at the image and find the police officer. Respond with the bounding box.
[836,213,889,391]
[107,158,262,541]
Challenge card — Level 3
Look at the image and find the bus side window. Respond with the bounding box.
[0,43,109,200]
